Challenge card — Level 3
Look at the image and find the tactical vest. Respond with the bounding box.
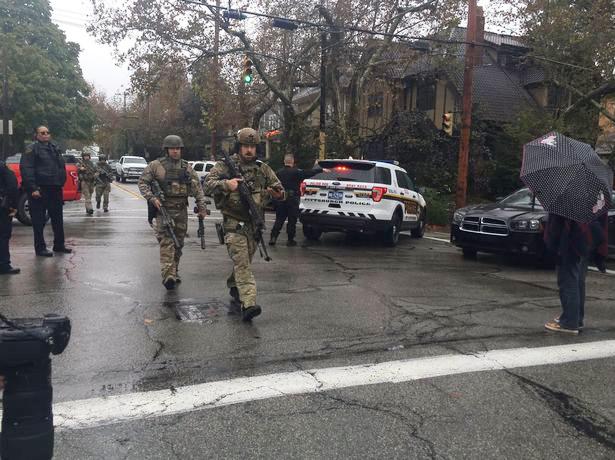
[217,159,267,220]
[160,157,191,198]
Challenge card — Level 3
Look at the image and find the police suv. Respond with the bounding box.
[299,159,427,246]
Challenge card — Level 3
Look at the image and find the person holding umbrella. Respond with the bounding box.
[521,132,612,334]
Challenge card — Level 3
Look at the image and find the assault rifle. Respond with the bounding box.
[194,206,206,250]
[150,180,181,249]
[220,149,272,262]
[96,167,114,184]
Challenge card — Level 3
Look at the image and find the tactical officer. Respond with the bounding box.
[204,128,284,322]
[20,126,72,257]
[0,160,20,274]
[78,152,96,215]
[270,153,324,246]
[138,135,208,290]
[95,154,114,212]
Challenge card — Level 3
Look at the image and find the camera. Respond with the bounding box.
[0,314,71,460]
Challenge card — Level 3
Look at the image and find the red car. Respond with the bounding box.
[5,153,81,225]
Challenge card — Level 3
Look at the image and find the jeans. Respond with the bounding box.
[30,186,65,253]
[0,209,12,270]
[556,252,588,329]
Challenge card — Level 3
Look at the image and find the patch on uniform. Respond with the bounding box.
[168,299,227,323]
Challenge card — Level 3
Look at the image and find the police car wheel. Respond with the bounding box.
[410,208,426,238]
[303,225,322,241]
[383,213,402,246]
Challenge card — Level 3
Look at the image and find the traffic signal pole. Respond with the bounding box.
[455,0,479,210]
[2,61,11,161]
[319,30,326,160]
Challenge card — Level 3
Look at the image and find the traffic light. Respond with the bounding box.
[242,55,253,85]
[442,112,453,136]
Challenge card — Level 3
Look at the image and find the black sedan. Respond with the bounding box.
[451,188,615,262]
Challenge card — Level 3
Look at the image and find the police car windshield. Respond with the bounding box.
[312,161,375,183]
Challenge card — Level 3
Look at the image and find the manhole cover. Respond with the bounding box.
[172,299,229,323]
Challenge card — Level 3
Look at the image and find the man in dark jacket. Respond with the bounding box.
[269,154,323,246]
[19,126,72,257]
[0,160,20,274]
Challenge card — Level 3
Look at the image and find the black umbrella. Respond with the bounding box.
[521,132,613,223]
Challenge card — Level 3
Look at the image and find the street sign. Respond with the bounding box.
[0,120,13,135]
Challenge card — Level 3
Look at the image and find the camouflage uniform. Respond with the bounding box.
[204,152,282,309]
[138,156,207,284]
[95,156,114,211]
[78,156,96,213]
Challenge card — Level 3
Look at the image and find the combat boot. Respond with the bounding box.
[287,239,297,247]
[96,201,101,209]
[241,305,262,322]
[269,234,277,246]
[86,209,94,215]
[104,208,109,213]
[163,277,176,290]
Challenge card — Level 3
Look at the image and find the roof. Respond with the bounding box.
[402,28,539,123]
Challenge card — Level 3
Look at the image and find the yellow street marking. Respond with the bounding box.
[112,182,144,200]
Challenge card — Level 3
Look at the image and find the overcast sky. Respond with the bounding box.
[50,0,131,98]
[49,0,505,99]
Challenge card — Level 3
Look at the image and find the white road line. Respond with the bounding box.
[588,267,615,276]
[3,340,614,431]
[424,236,451,243]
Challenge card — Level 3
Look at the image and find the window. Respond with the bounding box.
[367,92,384,118]
[375,167,392,185]
[416,80,435,111]
[395,171,408,189]
[193,163,204,172]
[206,164,214,172]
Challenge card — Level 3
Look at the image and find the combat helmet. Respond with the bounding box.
[162,135,184,149]
[236,128,260,145]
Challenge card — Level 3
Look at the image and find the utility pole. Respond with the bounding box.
[455,0,479,209]
[123,90,129,154]
[319,30,327,160]
[210,0,221,160]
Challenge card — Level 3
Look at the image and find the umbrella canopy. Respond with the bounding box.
[520,132,613,223]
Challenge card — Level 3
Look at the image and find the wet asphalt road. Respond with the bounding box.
[1,182,615,459]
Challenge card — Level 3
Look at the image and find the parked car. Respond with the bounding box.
[5,153,81,225]
[299,159,427,246]
[189,160,216,180]
[115,156,147,182]
[450,188,615,261]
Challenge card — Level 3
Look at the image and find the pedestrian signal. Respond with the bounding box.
[242,55,253,85]
[442,112,453,136]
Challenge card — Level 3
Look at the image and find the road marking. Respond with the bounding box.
[111,182,144,200]
[424,236,451,243]
[588,267,615,276]
[2,340,613,431]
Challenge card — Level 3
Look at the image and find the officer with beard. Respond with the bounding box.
[138,135,208,289]
[204,128,284,322]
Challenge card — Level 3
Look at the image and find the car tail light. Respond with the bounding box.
[300,181,306,196]
[372,186,387,202]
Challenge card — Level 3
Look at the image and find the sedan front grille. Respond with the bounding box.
[461,217,509,236]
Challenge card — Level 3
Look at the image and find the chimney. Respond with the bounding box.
[475,6,485,66]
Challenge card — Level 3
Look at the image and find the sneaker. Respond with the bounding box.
[286,239,297,247]
[163,277,176,290]
[544,320,578,335]
[554,317,583,331]
[242,305,262,322]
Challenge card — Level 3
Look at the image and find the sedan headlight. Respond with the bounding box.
[452,211,465,225]
[510,219,542,232]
